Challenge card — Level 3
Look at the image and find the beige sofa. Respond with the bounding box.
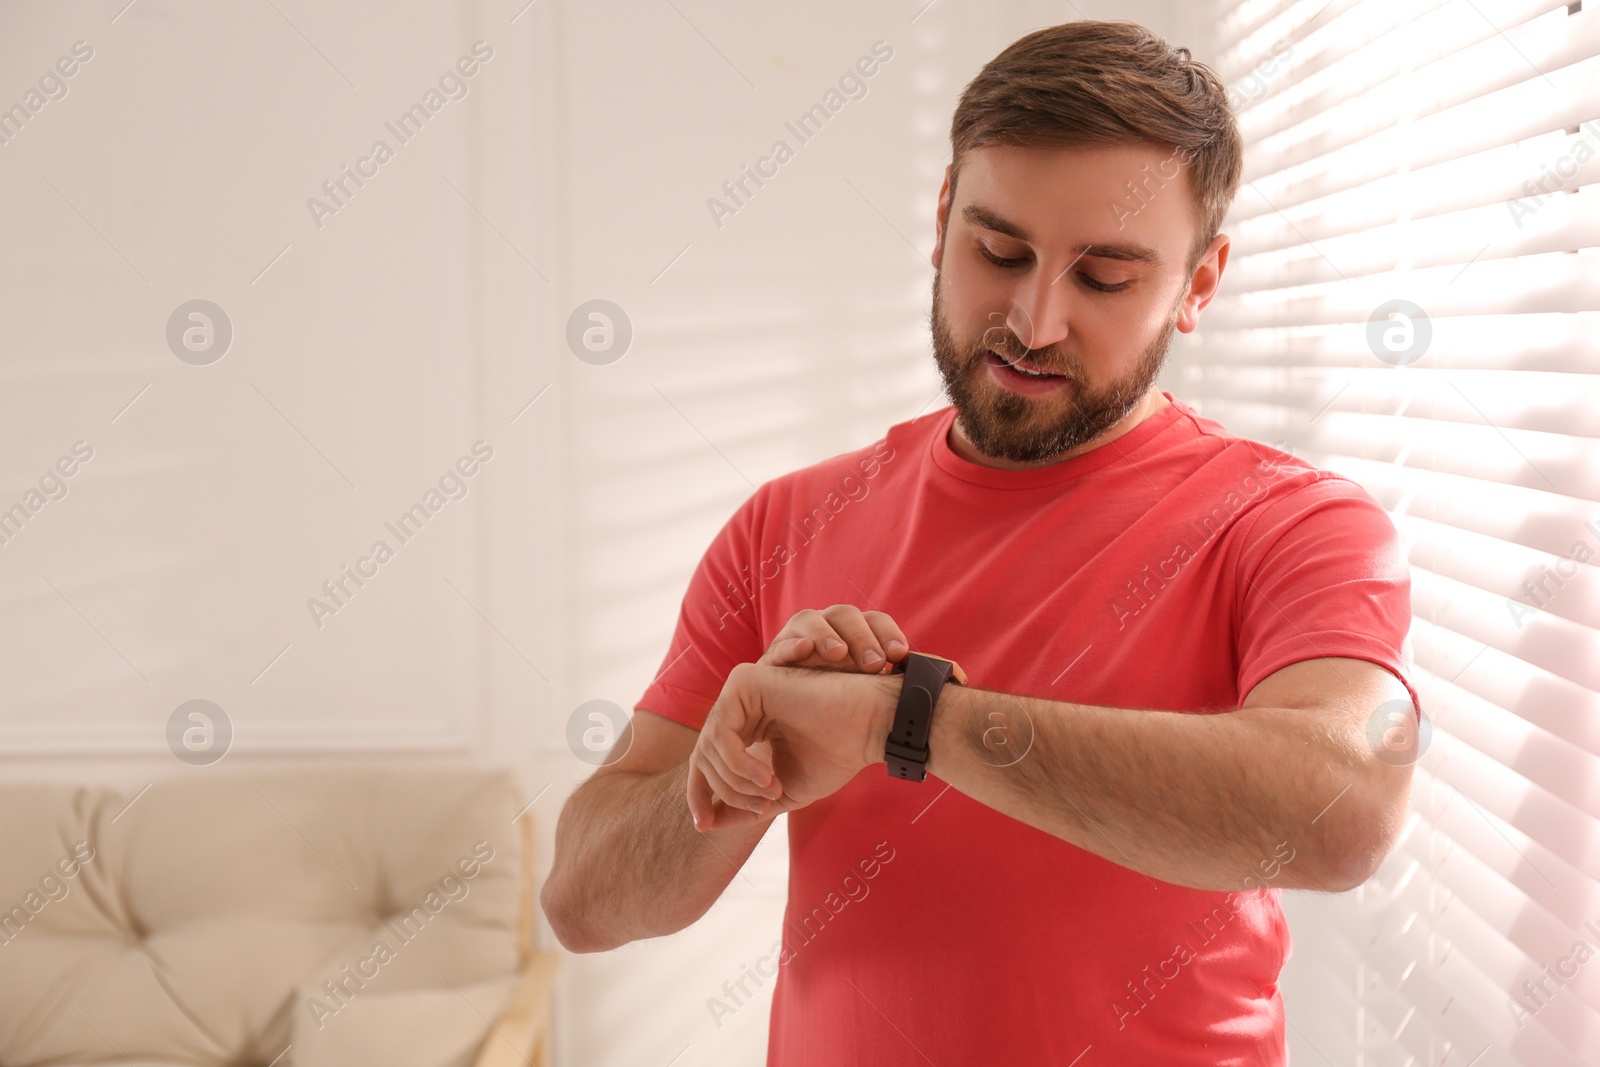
[0,764,558,1067]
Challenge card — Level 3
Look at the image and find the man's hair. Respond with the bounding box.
[949,21,1243,276]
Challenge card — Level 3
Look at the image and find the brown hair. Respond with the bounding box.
[949,21,1242,276]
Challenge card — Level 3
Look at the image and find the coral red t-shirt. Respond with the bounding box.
[635,395,1416,1066]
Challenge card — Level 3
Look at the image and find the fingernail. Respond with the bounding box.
[821,638,843,653]
[887,640,906,655]
[749,800,764,814]
[863,649,883,667]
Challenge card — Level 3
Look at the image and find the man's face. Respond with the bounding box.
[929,142,1221,466]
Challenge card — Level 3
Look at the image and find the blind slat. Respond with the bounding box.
[1231,185,1600,284]
[1410,619,1600,760]
[1190,312,1600,372]
[1411,570,1600,693]
[1183,366,1600,441]
[1205,251,1600,326]
[1193,400,1600,502]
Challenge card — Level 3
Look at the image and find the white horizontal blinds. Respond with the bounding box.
[1198,0,1600,1064]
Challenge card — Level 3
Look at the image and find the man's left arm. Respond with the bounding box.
[904,655,1416,893]
[690,654,1416,894]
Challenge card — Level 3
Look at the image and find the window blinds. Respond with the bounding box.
[1195,1,1600,1064]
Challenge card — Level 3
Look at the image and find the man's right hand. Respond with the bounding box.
[729,604,910,820]
[756,604,910,675]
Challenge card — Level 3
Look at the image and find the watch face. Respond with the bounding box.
[895,651,967,685]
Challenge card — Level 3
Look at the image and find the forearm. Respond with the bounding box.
[542,760,778,953]
[922,684,1401,892]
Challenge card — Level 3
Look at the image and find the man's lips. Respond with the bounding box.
[985,348,1068,378]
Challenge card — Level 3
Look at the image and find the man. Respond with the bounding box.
[542,20,1418,1065]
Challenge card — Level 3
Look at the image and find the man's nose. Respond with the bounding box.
[1003,269,1071,354]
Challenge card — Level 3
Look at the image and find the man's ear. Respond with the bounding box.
[1176,233,1230,334]
[931,164,954,270]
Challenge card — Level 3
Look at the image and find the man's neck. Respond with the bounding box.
[948,388,1171,471]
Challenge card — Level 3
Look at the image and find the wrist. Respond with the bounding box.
[864,671,902,768]
[924,681,969,779]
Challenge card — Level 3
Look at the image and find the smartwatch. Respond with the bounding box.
[885,652,967,782]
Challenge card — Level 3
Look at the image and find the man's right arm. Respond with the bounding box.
[542,604,907,952]
[540,707,779,954]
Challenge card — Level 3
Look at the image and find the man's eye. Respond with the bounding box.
[979,246,1131,293]
[979,246,1028,269]
[1079,274,1131,293]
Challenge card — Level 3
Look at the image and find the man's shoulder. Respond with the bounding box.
[1164,398,1392,536]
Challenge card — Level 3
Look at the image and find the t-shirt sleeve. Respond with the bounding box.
[633,489,768,733]
[1233,476,1419,715]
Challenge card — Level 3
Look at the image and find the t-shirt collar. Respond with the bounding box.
[927,391,1185,490]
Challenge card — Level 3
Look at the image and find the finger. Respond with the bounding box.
[704,737,774,801]
[690,760,766,832]
[862,610,911,665]
[700,745,773,816]
[758,635,814,667]
[744,740,783,801]
[705,796,769,831]
[822,605,895,673]
[786,608,850,663]
[697,733,757,805]
[686,754,716,831]
[718,724,777,790]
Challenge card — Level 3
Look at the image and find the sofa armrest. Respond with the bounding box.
[471,946,560,1067]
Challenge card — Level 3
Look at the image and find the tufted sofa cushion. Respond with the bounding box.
[0,764,526,1067]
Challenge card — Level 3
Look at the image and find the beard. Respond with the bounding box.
[928,267,1182,465]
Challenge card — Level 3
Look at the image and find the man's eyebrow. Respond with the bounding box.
[961,203,1162,266]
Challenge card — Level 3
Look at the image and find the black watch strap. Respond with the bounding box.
[885,652,966,782]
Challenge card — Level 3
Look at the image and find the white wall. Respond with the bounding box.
[0,0,549,773]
